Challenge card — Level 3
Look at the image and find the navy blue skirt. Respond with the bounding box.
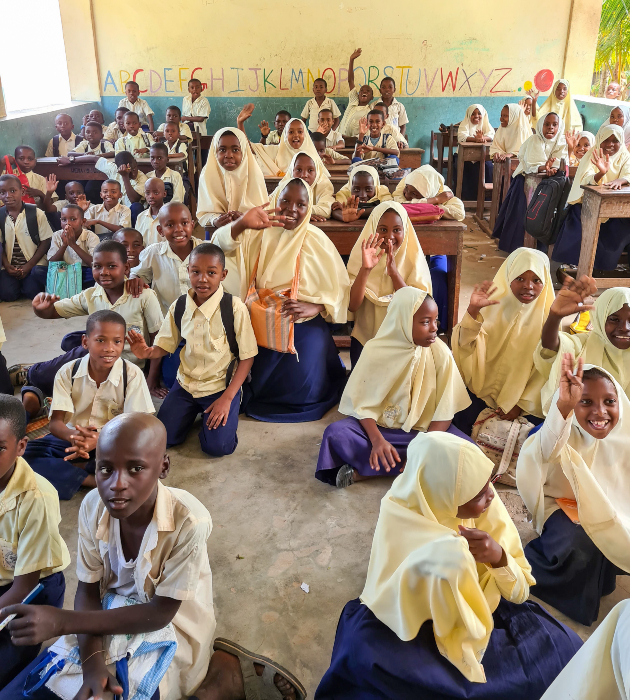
[315,597,581,700]
[241,314,346,423]
[455,157,494,201]
[492,174,527,253]
[552,203,630,270]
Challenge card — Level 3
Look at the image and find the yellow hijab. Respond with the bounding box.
[490,104,533,157]
[335,164,393,204]
[251,118,322,177]
[196,127,268,225]
[568,124,630,204]
[361,431,534,682]
[452,248,555,417]
[513,112,568,177]
[269,151,334,218]
[457,104,495,144]
[536,288,630,411]
[537,79,583,130]
[340,287,470,431]
[519,96,537,130]
[517,367,630,574]
[392,164,448,201]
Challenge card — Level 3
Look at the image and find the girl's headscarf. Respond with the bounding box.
[457,104,495,144]
[270,151,334,218]
[361,430,534,682]
[537,79,583,130]
[452,248,555,417]
[513,112,567,177]
[490,104,534,157]
[336,164,392,204]
[250,118,322,176]
[392,165,465,221]
[603,104,630,148]
[518,96,537,130]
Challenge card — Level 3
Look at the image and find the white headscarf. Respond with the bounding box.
[490,104,533,156]
[537,79,583,130]
[567,123,630,204]
[519,96,537,130]
[603,104,630,148]
[269,151,334,218]
[335,164,392,204]
[513,112,567,177]
[457,104,495,144]
[392,165,465,221]
[250,118,323,176]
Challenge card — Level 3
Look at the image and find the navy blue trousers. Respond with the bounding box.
[130,202,144,227]
[0,572,65,692]
[315,597,581,700]
[0,266,47,302]
[26,342,87,399]
[493,174,527,254]
[452,389,544,436]
[23,435,94,500]
[455,156,494,201]
[157,381,240,457]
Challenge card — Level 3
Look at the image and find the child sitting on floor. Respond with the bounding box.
[118,80,155,132]
[103,106,128,143]
[332,164,392,222]
[115,112,154,156]
[182,77,211,136]
[0,174,52,301]
[0,395,70,690]
[352,110,399,163]
[47,204,99,288]
[97,152,147,226]
[162,123,189,158]
[47,180,87,214]
[371,76,409,136]
[84,179,132,239]
[345,202,431,366]
[316,109,344,149]
[147,143,185,203]
[44,114,83,157]
[258,110,291,145]
[136,179,167,247]
[311,132,351,164]
[339,49,374,138]
[155,105,192,141]
[301,78,340,132]
[128,243,257,456]
[21,310,154,500]
[316,287,470,487]
[517,355,630,626]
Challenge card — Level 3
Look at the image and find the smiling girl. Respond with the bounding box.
[456,104,495,201]
[536,78,583,130]
[517,354,630,625]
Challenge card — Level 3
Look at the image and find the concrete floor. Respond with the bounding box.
[2,217,628,697]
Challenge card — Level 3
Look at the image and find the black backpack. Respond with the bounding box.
[525,160,571,245]
[0,204,40,247]
[173,292,240,387]
[52,134,83,157]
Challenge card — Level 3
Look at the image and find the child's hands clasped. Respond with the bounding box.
[65,426,98,461]
[458,526,507,567]
[204,394,233,429]
[557,352,585,419]
[361,232,384,270]
[281,299,323,321]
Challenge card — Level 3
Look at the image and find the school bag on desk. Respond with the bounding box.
[46,261,82,299]
[524,158,571,245]
[471,408,534,486]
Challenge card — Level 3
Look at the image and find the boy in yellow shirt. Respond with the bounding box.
[118,81,155,132]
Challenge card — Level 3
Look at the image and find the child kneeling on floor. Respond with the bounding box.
[127,243,257,456]
[22,310,155,500]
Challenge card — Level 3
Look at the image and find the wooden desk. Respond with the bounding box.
[476,157,518,235]
[337,148,424,170]
[325,163,351,176]
[435,127,457,190]
[35,156,186,180]
[455,143,490,218]
[264,175,399,195]
[577,185,630,287]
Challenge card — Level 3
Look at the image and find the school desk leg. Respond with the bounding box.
[577,189,603,279]
[456,149,464,199]
[446,253,461,336]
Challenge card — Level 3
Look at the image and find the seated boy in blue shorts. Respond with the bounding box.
[127,243,257,457]
[0,395,69,690]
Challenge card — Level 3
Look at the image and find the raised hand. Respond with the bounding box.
[467,280,499,319]
[549,274,597,318]
[358,117,368,139]
[591,147,610,176]
[117,163,132,176]
[76,194,90,211]
[46,174,58,193]
[459,526,507,567]
[238,204,285,231]
[361,232,384,270]
[126,329,152,359]
[32,292,60,312]
[385,239,398,279]
[557,353,584,419]
[527,87,539,99]
[258,120,270,136]
[565,128,579,153]
[237,103,255,125]
[341,195,361,222]
[350,48,363,61]
[474,129,485,143]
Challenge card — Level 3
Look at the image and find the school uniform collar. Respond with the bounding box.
[157,236,201,261]
[75,354,125,387]
[91,283,131,308]
[58,133,76,144]
[185,284,223,320]
[98,202,124,214]
[0,457,37,513]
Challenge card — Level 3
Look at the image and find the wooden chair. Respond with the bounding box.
[434,125,457,189]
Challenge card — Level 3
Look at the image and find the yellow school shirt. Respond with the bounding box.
[117,97,154,126]
[45,133,81,157]
[339,88,371,137]
[135,209,163,247]
[359,133,400,161]
[371,97,409,128]
[104,123,124,143]
[264,129,281,145]
[157,122,192,140]
[72,140,115,156]
[85,201,132,237]
[50,355,155,429]
[1,206,53,266]
[146,167,185,203]
[182,95,211,136]
[54,284,164,366]
[325,148,349,161]
[77,482,215,700]
[48,228,99,266]
[325,129,344,148]
[155,285,258,397]
[301,97,341,132]
[0,457,70,585]
[95,158,147,208]
[114,132,155,155]
[167,141,188,158]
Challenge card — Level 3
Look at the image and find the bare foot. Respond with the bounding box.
[352,468,368,482]
[22,390,41,417]
[81,474,97,488]
[195,649,297,700]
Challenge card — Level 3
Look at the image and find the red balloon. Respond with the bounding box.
[534,70,554,92]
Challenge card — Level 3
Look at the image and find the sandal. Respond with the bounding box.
[336,464,354,489]
[9,364,32,387]
[212,638,306,700]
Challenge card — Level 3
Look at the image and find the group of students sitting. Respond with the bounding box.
[2,62,630,700]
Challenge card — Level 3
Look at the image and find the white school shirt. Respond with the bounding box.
[72,140,115,156]
[53,199,69,212]
[264,129,281,145]
[45,133,81,157]
[135,208,163,247]
[383,123,408,145]
[166,140,188,158]
[48,228,99,266]
[325,129,344,148]
[53,284,164,366]
[146,167,185,203]
[85,202,132,237]
[371,97,409,128]
[157,122,192,140]
[104,123,124,143]
[117,97,155,126]
[23,170,57,208]
[130,237,203,314]
[339,88,371,137]
[301,97,341,132]
[77,483,215,700]
[107,517,139,599]
[1,206,53,267]
[50,355,155,429]
[182,95,211,136]
[114,132,155,155]
[95,158,147,208]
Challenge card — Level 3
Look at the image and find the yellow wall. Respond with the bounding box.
[59,0,100,101]
[91,0,602,99]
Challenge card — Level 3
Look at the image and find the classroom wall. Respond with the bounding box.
[91,0,603,156]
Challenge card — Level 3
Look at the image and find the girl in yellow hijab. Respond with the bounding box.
[517,355,630,625]
[316,431,581,698]
[552,124,630,269]
[451,248,555,435]
[212,178,349,422]
[490,104,533,162]
[519,90,538,131]
[456,104,495,201]
[346,202,432,365]
[315,287,471,487]
[392,164,465,221]
[331,164,392,222]
[537,79,583,131]
[536,280,630,411]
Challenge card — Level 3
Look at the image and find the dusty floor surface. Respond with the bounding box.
[2,216,627,697]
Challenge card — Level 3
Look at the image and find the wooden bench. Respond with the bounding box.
[35,155,186,180]
[431,126,457,189]
[337,147,425,170]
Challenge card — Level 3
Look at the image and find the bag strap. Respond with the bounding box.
[53,135,60,158]
[495,420,522,478]
[24,204,40,247]
[173,293,187,335]
[219,292,239,387]
[0,207,6,244]
[290,253,301,300]
[70,358,82,385]
[142,133,150,147]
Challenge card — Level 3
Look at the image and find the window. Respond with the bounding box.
[0,0,71,113]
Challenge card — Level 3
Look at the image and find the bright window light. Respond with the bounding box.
[0,0,71,113]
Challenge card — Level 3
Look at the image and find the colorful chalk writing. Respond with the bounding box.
[102,65,554,97]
